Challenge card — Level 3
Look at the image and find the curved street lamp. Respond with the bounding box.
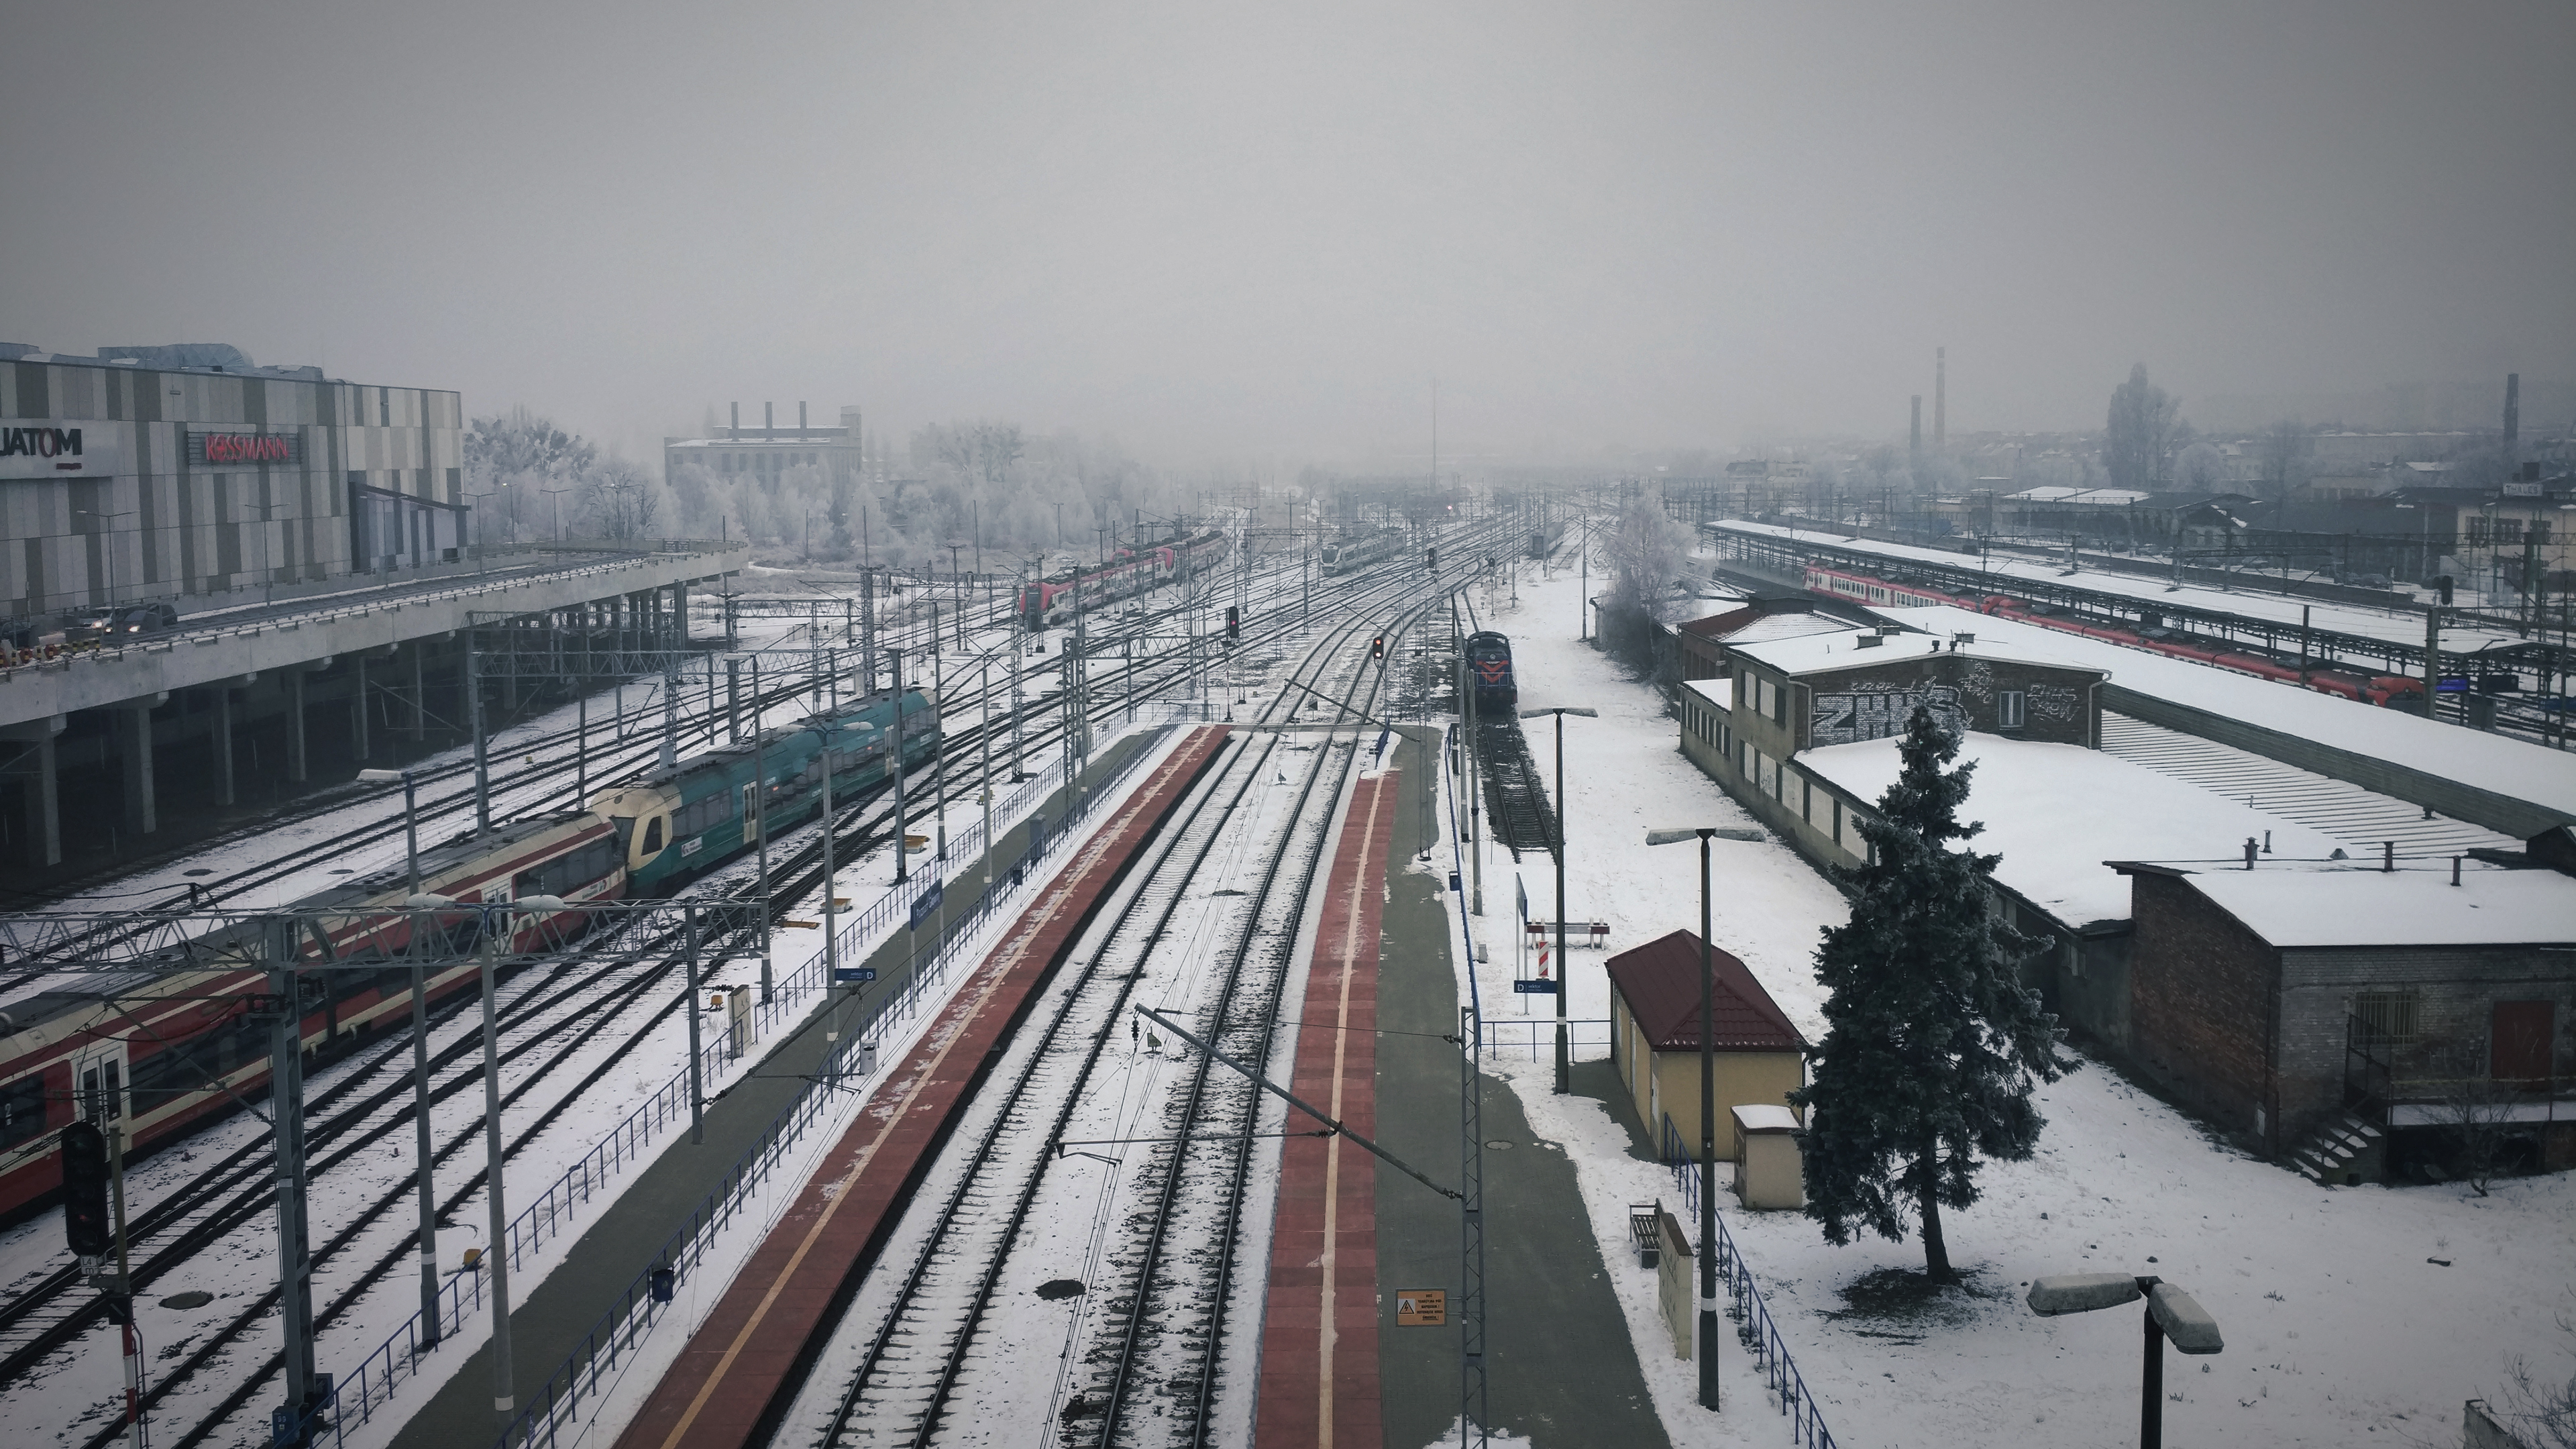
[2029,1272,2224,1449]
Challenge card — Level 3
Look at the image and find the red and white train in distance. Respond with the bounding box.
[1016,529,1230,629]
[0,811,622,1224]
[1801,561,2428,710]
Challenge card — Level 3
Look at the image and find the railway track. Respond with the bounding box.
[772,537,1501,1446]
[0,531,1446,1448]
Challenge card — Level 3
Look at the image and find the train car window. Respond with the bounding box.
[641,817,664,854]
[0,1073,48,1148]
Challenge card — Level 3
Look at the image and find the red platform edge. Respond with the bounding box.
[1254,769,1399,1448]
[614,727,1233,1449]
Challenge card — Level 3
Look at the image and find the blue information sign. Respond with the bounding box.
[833,967,878,984]
[1512,979,1558,995]
[907,881,945,931]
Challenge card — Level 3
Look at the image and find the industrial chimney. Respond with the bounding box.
[1911,395,1923,466]
[730,402,739,436]
[765,402,774,435]
[2504,373,2520,467]
[1935,346,1947,451]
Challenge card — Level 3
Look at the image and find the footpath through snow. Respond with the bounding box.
[1430,559,2576,1449]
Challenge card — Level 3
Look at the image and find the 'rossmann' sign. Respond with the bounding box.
[189,430,300,467]
[0,421,123,480]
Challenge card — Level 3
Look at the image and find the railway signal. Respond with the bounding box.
[1426,546,1438,573]
[1225,605,1240,643]
[1371,635,1386,663]
[62,1120,111,1258]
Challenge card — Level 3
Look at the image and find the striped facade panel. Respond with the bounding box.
[3,358,462,617]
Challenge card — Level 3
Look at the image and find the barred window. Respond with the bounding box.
[2354,990,2420,1046]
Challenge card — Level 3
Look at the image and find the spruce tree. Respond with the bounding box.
[1788,704,2066,1282]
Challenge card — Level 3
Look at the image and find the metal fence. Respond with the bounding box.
[1676,1151,1841,1449]
[1475,1018,1613,1061]
[484,721,1177,1449]
[321,718,1179,1448]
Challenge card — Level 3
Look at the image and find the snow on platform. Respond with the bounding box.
[1715,519,2524,653]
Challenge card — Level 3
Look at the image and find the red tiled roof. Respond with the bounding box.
[1607,929,1807,1053]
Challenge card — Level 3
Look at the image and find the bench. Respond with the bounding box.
[1525,920,1611,948]
[1628,1201,1662,1269]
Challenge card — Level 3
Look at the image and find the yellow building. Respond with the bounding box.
[1607,930,1808,1162]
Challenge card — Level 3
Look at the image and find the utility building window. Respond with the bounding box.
[2353,990,2420,1046]
[1997,690,2027,729]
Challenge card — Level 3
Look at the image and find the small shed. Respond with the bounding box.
[1731,1104,1805,1210]
[1607,930,1808,1161]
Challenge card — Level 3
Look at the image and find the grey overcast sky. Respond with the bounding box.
[5,1,2571,467]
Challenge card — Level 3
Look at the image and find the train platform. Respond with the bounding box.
[608,724,1232,1449]
[1368,728,1672,1448]
[1248,730,1670,1446]
[1253,768,1399,1447]
[387,725,1215,1449]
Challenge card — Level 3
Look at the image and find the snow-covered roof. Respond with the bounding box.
[1799,732,2347,930]
[1725,614,1861,647]
[2169,864,2576,948]
[1681,677,1731,708]
[1880,605,2576,824]
[1728,622,2104,681]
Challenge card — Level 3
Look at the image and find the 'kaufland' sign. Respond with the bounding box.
[189,429,301,468]
[0,421,123,480]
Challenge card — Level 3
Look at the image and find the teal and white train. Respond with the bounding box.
[590,686,940,894]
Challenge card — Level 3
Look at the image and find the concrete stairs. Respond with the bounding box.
[2289,1111,2385,1186]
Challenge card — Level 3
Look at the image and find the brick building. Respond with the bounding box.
[2111,857,2576,1180]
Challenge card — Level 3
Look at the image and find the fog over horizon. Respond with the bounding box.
[6,1,2571,472]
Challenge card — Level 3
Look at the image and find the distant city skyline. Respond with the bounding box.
[6,1,2571,473]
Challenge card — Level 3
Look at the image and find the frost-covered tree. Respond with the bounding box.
[1789,706,2066,1282]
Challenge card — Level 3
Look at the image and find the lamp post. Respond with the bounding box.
[1519,705,1596,1094]
[1646,824,1766,1411]
[70,508,138,608]
[465,486,508,580]
[358,768,439,1342]
[2027,1273,2224,1449]
[541,485,572,543]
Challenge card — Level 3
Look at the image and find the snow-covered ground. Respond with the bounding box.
[1434,557,2576,1449]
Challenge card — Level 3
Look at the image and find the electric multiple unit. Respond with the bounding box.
[1015,529,1230,629]
[0,686,940,1224]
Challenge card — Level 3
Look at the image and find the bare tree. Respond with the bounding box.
[2430,1038,2520,1196]
[1597,495,1690,683]
[2256,420,2311,510]
[2104,364,2182,491]
[582,456,662,541]
[2494,1289,2576,1449]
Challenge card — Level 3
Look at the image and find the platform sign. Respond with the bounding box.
[907,881,944,930]
[1512,979,1558,995]
[1396,1288,1447,1326]
[833,967,877,984]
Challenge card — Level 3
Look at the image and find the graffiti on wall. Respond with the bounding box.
[1811,684,1968,746]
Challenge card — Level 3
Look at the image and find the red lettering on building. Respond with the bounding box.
[201,433,291,464]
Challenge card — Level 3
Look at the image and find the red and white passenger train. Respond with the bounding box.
[1015,529,1230,629]
[1801,561,2427,710]
[0,811,623,1223]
